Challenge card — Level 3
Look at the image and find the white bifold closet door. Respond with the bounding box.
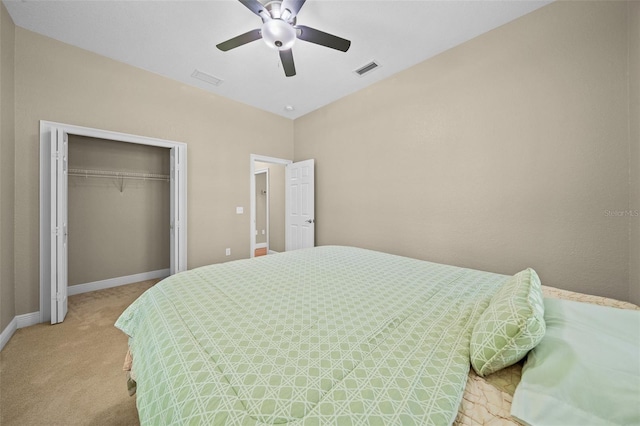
[169,146,186,273]
[50,128,69,324]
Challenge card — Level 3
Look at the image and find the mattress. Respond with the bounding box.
[116,245,510,425]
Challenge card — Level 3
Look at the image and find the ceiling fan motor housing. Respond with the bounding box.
[263,1,294,21]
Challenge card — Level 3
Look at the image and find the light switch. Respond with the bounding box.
[236,207,243,214]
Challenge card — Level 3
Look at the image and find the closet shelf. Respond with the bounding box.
[68,168,169,182]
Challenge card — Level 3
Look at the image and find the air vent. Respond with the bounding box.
[191,69,223,86]
[354,61,380,76]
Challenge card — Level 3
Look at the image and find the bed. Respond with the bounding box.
[115,246,640,425]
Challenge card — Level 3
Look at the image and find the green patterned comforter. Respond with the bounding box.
[115,246,507,425]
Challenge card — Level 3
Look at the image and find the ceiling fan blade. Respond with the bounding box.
[216,29,262,51]
[280,0,306,20]
[238,0,267,17]
[279,49,296,77]
[295,25,351,52]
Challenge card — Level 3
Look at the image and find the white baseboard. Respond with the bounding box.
[0,311,42,352]
[268,250,279,255]
[17,311,41,328]
[0,317,17,352]
[68,269,170,296]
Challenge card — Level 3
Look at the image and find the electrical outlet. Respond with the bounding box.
[225,248,231,256]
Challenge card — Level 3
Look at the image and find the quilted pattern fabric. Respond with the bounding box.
[469,268,545,377]
[116,246,508,425]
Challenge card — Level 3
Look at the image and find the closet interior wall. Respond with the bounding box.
[68,135,170,287]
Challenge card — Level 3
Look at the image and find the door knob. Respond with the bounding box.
[305,219,315,224]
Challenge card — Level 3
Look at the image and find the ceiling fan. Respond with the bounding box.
[217,0,351,77]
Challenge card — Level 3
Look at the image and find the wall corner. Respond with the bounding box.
[628,0,640,305]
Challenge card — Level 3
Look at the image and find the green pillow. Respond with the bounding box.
[511,298,640,425]
[470,268,546,377]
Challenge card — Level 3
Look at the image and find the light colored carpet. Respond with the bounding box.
[0,280,157,425]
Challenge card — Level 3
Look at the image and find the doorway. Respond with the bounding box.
[40,121,187,324]
[67,136,171,293]
[250,155,290,258]
[254,168,269,256]
[250,155,316,257]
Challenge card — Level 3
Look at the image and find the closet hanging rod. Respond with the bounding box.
[68,168,169,181]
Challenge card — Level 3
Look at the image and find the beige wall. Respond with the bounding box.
[13,28,293,315]
[630,1,640,305]
[255,161,286,252]
[295,1,634,302]
[1,2,16,332]
[67,136,170,285]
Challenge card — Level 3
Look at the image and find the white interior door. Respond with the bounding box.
[285,159,315,251]
[50,128,68,324]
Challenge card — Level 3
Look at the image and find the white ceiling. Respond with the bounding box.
[3,0,550,119]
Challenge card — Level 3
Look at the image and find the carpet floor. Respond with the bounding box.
[0,280,157,425]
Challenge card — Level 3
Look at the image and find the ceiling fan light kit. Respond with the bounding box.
[262,19,296,50]
[217,0,351,77]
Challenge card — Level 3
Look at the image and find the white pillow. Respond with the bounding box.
[511,298,640,425]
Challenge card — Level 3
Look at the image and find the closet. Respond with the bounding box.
[67,135,170,292]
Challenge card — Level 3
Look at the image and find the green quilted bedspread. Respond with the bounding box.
[115,246,507,425]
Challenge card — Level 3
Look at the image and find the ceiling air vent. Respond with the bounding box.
[191,69,223,86]
[354,61,380,77]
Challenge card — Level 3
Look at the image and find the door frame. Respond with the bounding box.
[40,121,188,323]
[249,154,291,258]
